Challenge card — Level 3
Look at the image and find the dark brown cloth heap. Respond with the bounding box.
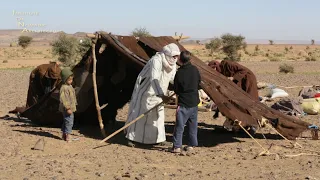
[209,60,259,101]
[26,62,61,108]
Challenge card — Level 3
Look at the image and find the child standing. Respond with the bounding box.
[171,50,201,153]
[59,68,77,142]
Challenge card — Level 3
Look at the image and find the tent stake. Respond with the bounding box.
[92,34,106,138]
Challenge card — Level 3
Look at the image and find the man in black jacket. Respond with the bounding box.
[171,50,201,153]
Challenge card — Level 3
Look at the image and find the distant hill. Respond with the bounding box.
[0,29,89,46]
[0,29,318,46]
[181,38,318,45]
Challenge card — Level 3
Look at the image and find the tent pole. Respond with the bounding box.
[92,33,106,138]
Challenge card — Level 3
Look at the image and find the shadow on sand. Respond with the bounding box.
[2,114,282,150]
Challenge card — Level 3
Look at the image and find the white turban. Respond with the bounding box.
[162,43,181,57]
[161,43,180,72]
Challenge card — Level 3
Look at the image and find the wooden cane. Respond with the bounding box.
[99,93,175,144]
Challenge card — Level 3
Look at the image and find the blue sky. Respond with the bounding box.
[1,0,319,40]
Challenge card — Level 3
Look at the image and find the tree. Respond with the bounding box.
[269,40,274,45]
[220,33,246,61]
[18,36,32,49]
[51,33,79,66]
[311,39,315,45]
[205,37,222,56]
[78,38,92,57]
[130,27,152,37]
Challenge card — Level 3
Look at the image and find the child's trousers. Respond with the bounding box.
[61,112,74,134]
[173,106,198,148]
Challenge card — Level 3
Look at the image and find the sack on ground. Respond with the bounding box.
[302,98,320,115]
[268,88,289,99]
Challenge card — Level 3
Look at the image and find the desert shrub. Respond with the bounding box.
[196,40,201,45]
[306,46,310,50]
[306,55,318,61]
[269,56,281,62]
[265,53,269,57]
[36,51,42,54]
[284,46,289,53]
[130,27,152,37]
[279,64,294,73]
[290,46,293,50]
[269,40,274,45]
[18,36,32,49]
[2,60,8,63]
[220,33,246,61]
[273,52,284,57]
[311,39,315,45]
[10,42,17,47]
[254,45,260,52]
[205,37,222,56]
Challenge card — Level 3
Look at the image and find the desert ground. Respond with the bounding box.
[1,44,320,180]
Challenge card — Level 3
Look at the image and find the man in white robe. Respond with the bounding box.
[125,43,181,146]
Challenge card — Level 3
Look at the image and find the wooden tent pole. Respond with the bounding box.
[92,33,106,138]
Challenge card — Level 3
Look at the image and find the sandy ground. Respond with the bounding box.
[1,61,320,180]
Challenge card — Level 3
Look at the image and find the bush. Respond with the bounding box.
[254,45,260,52]
[269,56,281,62]
[290,46,293,50]
[10,42,17,47]
[78,38,92,57]
[51,33,79,66]
[279,64,294,73]
[130,27,152,37]
[205,37,222,56]
[2,60,8,63]
[221,33,246,61]
[311,39,315,45]
[306,55,318,61]
[18,36,32,49]
[284,46,289,53]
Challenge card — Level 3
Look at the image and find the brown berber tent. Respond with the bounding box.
[15,31,314,140]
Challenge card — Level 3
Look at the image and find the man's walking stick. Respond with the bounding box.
[99,93,175,144]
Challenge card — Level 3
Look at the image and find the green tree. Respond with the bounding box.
[130,27,152,37]
[220,33,246,61]
[18,36,32,49]
[51,33,79,66]
[269,40,274,45]
[205,37,222,56]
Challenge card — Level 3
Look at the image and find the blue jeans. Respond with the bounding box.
[61,112,74,134]
[173,106,198,148]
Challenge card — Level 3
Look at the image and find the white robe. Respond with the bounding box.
[125,53,176,144]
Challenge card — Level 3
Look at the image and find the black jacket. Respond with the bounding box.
[174,62,201,108]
